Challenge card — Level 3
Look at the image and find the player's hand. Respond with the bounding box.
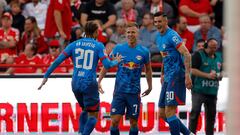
[185,75,192,90]
[38,78,48,90]
[112,53,122,63]
[98,82,104,94]
[141,88,152,97]
[160,74,164,84]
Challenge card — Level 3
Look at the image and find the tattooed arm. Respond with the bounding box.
[177,43,192,89]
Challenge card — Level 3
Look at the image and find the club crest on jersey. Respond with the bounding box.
[136,55,142,60]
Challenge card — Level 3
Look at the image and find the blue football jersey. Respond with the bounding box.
[111,43,150,94]
[63,38,107,80]
[155,28,185,82]
[44,38,118,81]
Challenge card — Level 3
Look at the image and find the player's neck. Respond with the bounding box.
[160,26,169,35]
[128,42,137,48]
[85,36,95,39]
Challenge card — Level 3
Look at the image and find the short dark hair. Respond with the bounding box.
[153,12,167,18]
[143,12,154,20]
[196,39,205,44]
[126,22,139,29]
[84,21,98,37]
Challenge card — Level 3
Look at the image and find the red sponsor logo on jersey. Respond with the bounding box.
[122,62,140,70]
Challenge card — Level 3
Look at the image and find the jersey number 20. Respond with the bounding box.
[75,48,94,69]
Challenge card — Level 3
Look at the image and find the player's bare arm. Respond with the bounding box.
[98,67,108,94]
[98,53,122,94]
[160,53,164,84]
[177,43,192,89]
[142,62,152,97]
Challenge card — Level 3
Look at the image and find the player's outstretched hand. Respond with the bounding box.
[98,82,104,94]
[141,88,152,97]
[38,78,48,90]
[185,75,192,90]
[112,53,122,63]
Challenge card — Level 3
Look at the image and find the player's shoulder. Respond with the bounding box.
[113,43,127,51]
[94,40,105,50]
[167,28,182,43]
[68,40,78,48]
[167,28,180,37]
[137,44,150,53]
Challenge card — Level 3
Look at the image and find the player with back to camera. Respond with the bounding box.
[38,21,122,135]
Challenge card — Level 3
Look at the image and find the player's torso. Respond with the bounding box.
[156,30,184,81]
[115,44,147,94]
[71,38,100,80]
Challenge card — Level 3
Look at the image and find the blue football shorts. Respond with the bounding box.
[158,76,186,107]
[72,79,99,112]
[111,92,141,119]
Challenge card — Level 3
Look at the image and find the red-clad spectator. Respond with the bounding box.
[0,12,19,64]
[6,43,42,74]
[139,0,175,26]
[93,20,108,44]
[18,16,48,54]
[116,0,138,23]
[174,16,194,53]
[44,0,72,42]
[41,39,72,73]
[179,0,213,32]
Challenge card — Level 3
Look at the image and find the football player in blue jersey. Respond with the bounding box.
[98,22,152,135]
[154,12,193,135]
[38,21,122,135]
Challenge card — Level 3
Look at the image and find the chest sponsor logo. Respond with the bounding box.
[122,62,140,70]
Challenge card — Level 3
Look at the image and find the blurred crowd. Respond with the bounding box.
[0,0,224,74]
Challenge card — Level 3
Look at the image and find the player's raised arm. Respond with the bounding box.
[177,42,192,89]
[38,43,73,90]
[98,43,122,69]
[98,47,122,93]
